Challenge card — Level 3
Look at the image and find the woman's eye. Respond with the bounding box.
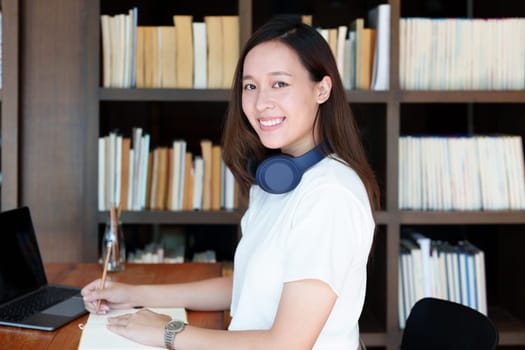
[243,83,256,91]
[273,81,288,88]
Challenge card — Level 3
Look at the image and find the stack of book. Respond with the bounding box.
[98,128,238,212]
[398,231,487,329]
[312,3,390,90]
[100,8,239,89]
[399,135,525,210]
[399,17,525,90]
[101,4,392,91]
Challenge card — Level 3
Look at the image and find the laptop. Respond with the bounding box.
[0,206,88,331]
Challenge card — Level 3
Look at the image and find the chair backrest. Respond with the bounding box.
[401,297,498,350]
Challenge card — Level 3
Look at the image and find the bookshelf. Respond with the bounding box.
[87,0,251,263]
[20,0,524,348]
[0,0,19,211]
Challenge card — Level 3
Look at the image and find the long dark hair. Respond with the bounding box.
[221,16,380,210]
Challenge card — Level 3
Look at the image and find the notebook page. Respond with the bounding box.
[78,308,187,350]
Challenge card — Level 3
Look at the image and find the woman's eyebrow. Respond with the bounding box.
[242,71,293,80]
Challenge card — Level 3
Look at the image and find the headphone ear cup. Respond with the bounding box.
[256,155,301,194]
[254,143,326,194]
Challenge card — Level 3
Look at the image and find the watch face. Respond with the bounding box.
[166,319,185,332]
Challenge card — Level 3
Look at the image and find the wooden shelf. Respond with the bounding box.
[100,88,231,101]
[399,90,525,103]
[373,210,396,225]
[0,0,20,211]
[97,209,243,225]
[99,88,393,103]
[345,90,390,103]
[91,2,525,349]
[400,211,525,225]
[11,0,523,349]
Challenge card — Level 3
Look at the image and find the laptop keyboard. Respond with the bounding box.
[0,286,79,322]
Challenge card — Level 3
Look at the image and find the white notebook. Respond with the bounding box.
[78,308,187,350]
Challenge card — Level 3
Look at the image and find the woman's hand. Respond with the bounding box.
[107,308,171,348]
[81,279,138,314]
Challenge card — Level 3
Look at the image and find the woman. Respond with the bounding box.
[82,16,379,350]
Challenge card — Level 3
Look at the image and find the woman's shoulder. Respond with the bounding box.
[300,155,370,204]
[306,155,362,186]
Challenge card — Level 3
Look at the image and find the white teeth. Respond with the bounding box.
[259,118,283,127]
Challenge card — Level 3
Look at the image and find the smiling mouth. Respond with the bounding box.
[259,117,285,127]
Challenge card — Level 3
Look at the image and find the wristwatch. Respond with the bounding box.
[164,319,186,349]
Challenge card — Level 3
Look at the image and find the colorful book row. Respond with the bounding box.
[98,128,238,212]
[399,232,487,329]
[399,135,525,211]
[100,9,239,89]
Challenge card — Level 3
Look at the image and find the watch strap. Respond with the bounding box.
[164,319,185,350]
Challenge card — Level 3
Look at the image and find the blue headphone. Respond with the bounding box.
[253,144,325,194]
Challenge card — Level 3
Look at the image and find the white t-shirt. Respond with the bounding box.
[229,156,375,350]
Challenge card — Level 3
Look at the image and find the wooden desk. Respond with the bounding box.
[0,263,225,349]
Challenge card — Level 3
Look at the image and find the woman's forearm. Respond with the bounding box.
[133,275,233,311]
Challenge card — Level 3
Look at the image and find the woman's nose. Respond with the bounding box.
[255,89,274,111]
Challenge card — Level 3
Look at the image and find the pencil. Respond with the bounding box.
[96,240,112,313]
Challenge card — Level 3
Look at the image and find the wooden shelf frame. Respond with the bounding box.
[0,0,19,211]
[79,0,525,348]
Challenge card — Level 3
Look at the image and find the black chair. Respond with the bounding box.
[401,297,499,350]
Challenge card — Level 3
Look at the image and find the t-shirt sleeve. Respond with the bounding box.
[282,183,374,295]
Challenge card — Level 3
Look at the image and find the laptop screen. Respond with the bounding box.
[0,207,48,305]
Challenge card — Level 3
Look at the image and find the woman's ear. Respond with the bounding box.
[317,76,332,104]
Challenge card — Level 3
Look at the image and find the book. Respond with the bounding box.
[361,28,376,90]
[144,26,160,88]
[127,149,135,210]
[158,26,176,88]
[368,4,390,90]
[335,25,348,82]
[115,135,123,208]
[398,244,411,329]
[113,14,128,87]
[108,15,121,87]
[200,139,213,211]
[98,137,106,210]
[349,18,365,89]
[156,147,169,210]
[192,156,204,210]
[100,15,112,88]
[221,16,239,89]
[192,22,207,89]
[128,7,138,87]
[78,308,187,349]
[183,152,194,211]
[410,232,432,298]
[149,148,160,209]
[343,31,356,89]
[223,165,236,210]
[211,145,222,210]
[166,148,174,210]
[141,135,151,210]
[400,237,423,309]
[327,28,338,62]
[120,138,131,210]
[121,11,133,87]
[204,16,223,89]
[171,140,186,210]
[145,151,154,210]
[173,15,194,88]
[135,26,146,88]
